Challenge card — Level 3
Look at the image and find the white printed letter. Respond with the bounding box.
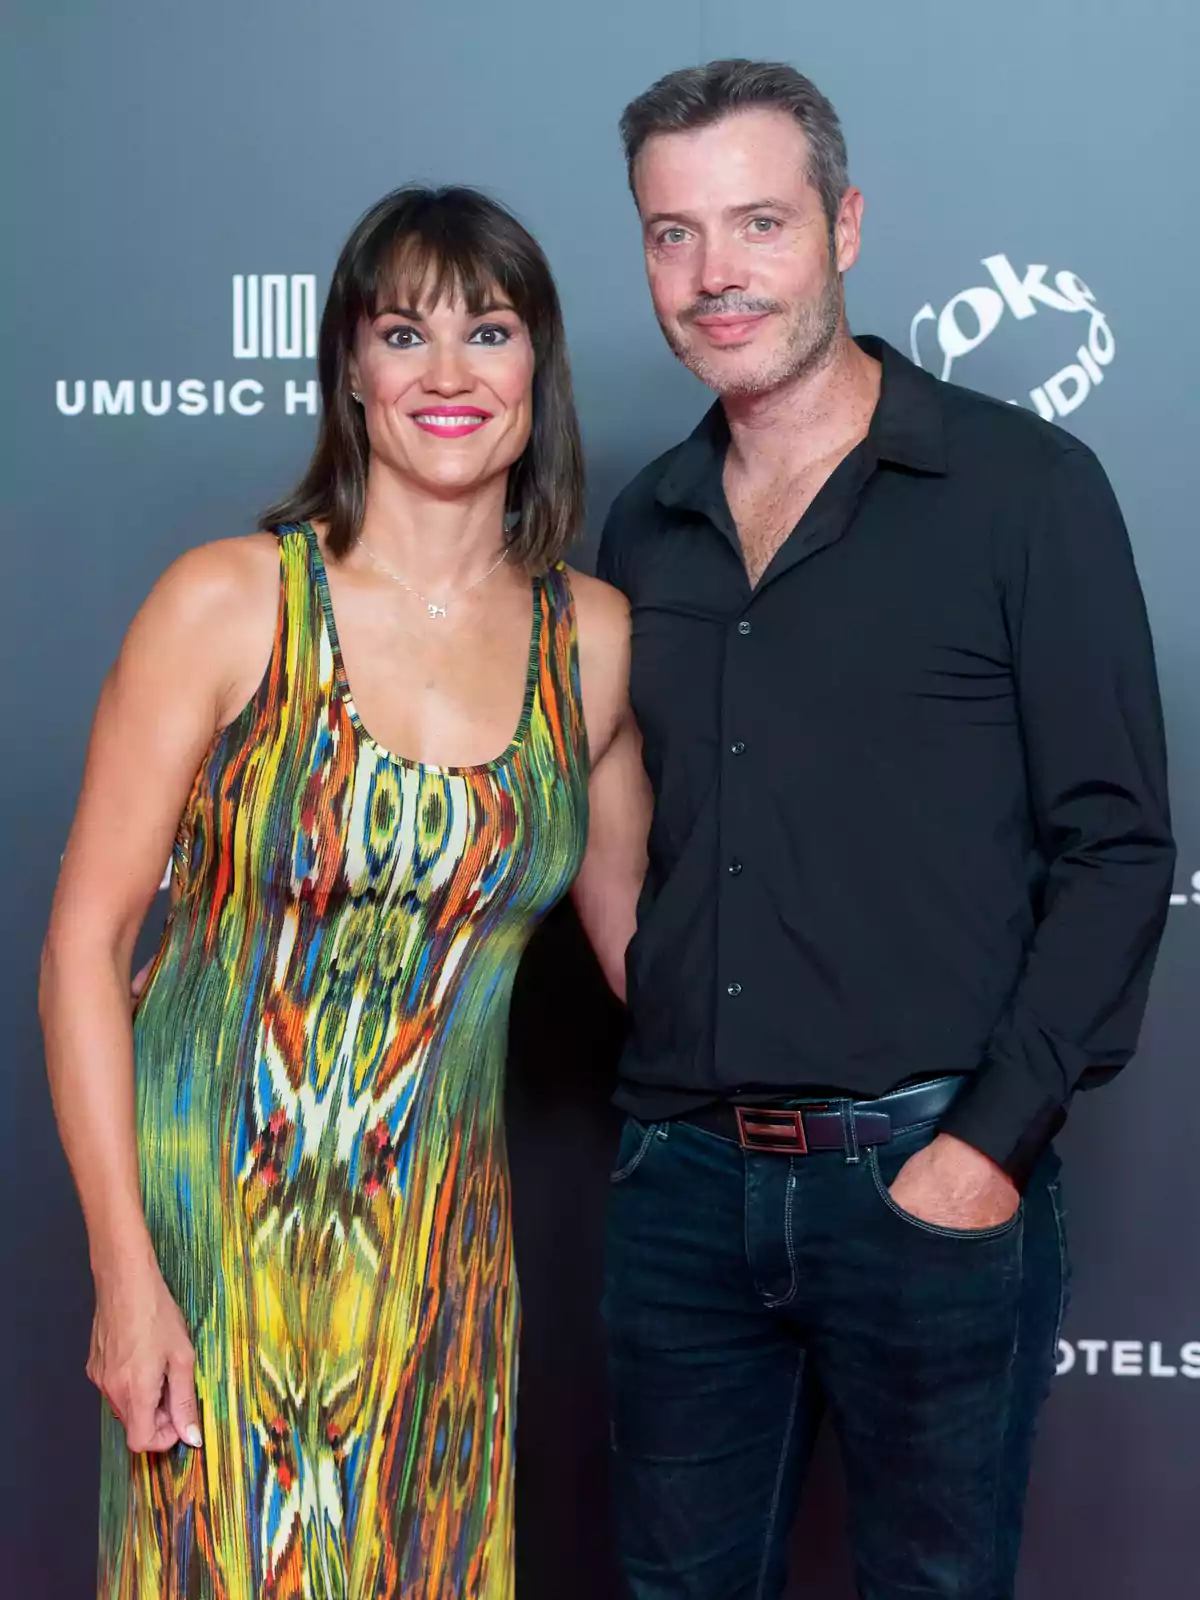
[935,287,1005,382]
[909,303,936,368]
[285,379,319,416]
[141,381,172,416]
[283,275,317,359]
[177,380,208,416]
[233,274,259,359]
[55,380,86,416]
[982,256,1077,319]
[230,379,265,416]
[93,380,134,416]
[1111,1341,1144,1377]
[1044,364,1090,417]
[1076,1339,1108,1376]
[1149,1342,1178,1378]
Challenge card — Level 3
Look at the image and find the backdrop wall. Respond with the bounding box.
[3,3,1197,1596]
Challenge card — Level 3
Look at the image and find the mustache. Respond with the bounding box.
[680,293,783,324]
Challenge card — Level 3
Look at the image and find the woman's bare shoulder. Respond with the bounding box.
[152,531,278,607]
[115,533,282,708]
[562,564,630,644]
[560,565,631,750]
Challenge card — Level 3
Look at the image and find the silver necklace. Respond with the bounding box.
[356,538,509,619]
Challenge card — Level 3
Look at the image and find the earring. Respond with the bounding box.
[351,390,362,403]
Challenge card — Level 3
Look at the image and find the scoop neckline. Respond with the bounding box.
[300,521,542,777]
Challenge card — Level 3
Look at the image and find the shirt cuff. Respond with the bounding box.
[937,1056,1068,1188]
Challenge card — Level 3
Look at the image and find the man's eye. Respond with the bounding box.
[658,228,689,246]
[749,217,780,235]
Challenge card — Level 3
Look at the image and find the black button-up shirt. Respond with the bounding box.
[597,336,1175,1179]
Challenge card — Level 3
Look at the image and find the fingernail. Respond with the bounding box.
[185,1426,203,1448]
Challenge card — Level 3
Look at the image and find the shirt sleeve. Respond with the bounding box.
[938,442,1176,1183]
[594,497,627,593]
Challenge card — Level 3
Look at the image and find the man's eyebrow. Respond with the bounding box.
[641,211,698,231]
[727,197,795,217]
[642,198,798,230]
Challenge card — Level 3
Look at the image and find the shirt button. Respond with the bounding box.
[726,982,743,997]
[728,859,743,875]
[730,740,745,756]
[737,620,752,636]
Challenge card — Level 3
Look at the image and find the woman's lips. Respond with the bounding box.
[410,407,492,437]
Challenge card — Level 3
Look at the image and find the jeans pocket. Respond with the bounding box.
[867,1143,1024,1242]
[609,1118,662,1184]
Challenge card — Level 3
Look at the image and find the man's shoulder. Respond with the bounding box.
[937,375,1103,481]
[931,377,1125,558]
[596,434,700,589]
[603,438,689,533]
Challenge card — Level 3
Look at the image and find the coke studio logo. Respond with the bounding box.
[910,253,1114,422]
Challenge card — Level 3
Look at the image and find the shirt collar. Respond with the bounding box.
[654,335,949,516]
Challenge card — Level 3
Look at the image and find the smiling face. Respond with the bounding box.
[633,107,863,397]
[349,278,535,500]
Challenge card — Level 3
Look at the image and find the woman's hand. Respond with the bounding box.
[89,1264,202,1454]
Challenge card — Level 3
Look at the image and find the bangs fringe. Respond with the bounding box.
[358,208,533,325]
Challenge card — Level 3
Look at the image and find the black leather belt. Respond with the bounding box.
[676,1076,964,1156]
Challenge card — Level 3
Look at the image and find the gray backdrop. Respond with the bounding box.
[3,1,1197,1595]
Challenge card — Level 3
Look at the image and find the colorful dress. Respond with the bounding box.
[102,523,589,1599]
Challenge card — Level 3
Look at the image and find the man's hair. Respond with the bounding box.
[619,59,849,231]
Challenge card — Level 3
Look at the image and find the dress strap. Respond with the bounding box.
[280,524,332,698]
[169,524,323,899]
[529,561,590,778]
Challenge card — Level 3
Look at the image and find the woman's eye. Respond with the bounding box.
[384,325,424,349]
[469,323,512,347]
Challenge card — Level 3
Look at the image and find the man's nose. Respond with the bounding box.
[696,236,748,299]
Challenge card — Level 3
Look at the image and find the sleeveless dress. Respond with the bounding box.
[100,524,589,1599]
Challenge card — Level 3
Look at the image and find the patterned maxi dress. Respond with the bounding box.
[100,523,589,1599]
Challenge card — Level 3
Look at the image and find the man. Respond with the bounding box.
[596,58,1175,1600]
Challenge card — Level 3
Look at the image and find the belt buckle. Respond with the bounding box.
[735,1105,810,1155]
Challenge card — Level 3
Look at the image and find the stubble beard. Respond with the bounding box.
[662,266,845,398]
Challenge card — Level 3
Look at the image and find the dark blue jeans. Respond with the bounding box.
[603,1108,1068,1600]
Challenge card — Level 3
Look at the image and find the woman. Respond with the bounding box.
[40,185,648,1599]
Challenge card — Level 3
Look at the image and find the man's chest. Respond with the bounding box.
[622,502,1015,763]
[724,464,833,588]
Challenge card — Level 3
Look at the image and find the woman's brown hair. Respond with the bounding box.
[263,185,585,570]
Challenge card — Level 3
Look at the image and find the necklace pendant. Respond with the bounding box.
[427,602,447,619]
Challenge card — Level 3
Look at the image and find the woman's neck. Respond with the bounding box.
[355,467,511,588]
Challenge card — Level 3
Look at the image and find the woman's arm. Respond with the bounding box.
[40,534,276,1451]
[567,571,651,1000]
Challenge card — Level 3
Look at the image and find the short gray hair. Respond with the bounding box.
[620,59,849,232]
